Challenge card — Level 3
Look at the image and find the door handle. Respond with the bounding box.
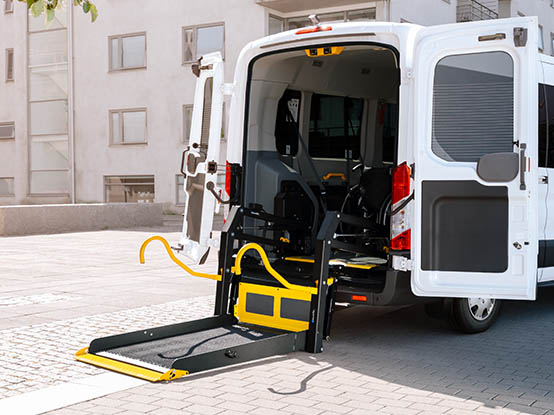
[540,175,549,184]
[519,143,527,191]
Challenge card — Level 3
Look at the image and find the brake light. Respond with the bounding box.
[391,229,411,251]
[392,162,411,205]
[391,162,412,251]
[352,295,367,302]
[225,161,231,196]
[295,26,332,35]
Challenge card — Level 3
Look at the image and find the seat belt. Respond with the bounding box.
[285,109,328,214]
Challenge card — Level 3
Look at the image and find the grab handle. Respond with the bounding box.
[233,243,318,295]
[139,236,222,281]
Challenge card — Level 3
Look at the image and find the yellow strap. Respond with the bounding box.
[139,236,222,281]
[234,243,318,295]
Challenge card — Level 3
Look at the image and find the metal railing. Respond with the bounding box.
[457,0,498,22]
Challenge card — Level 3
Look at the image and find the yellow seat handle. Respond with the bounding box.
[234,243,318,295]
[322,173,346,181]
[139,236,222,281]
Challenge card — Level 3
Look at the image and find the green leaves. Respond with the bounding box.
[30,0,45,17]
[21,0,98,22]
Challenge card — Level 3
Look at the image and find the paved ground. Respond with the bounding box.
[3,219,554,414]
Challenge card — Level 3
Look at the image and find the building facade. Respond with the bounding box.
[0,0,552,211]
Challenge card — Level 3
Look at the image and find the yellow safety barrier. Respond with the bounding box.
[234,242,334,295]
[139,236,222,281]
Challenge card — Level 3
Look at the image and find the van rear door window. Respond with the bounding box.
[432,51,514,162]
[309,94,363,159]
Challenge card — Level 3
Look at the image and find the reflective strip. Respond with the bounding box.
[75,351,188,382]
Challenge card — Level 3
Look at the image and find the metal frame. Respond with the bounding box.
[108,32,147,72]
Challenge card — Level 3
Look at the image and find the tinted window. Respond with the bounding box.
[539,83,554,168]
[309,94,363,159]
[432,51,514,162]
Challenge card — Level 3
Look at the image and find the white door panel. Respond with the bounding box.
[179,53,224,264]
[411,18,538,300]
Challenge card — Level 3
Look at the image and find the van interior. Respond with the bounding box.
[240,43,400,293]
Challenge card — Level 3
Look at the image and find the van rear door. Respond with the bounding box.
[179,52,224,264]
[411,18,538,300]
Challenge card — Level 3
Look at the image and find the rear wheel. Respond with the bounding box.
[450,297,501,333]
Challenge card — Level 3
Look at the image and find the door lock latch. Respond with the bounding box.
[513,242,522,250]
[207,161,218,174]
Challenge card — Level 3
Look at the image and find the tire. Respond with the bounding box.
[449,297,501,333]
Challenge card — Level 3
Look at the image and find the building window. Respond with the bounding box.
[4,0,13,13]
[346,8,377,21]
[176,174,185,205]
[183,23,225,63]
[183,104,193,143]
[110,108,147,144]
[109,33,146,71]
[432,51,514,162]
[0,177,14,196]
[539,25,545,52]
[268,15,284,35]
[104,175,154,203]
[0,121,15,139]
[5,48,13,81]
[269,8,376,34]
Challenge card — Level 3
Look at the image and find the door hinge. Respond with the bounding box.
[514,27,528,47]
[207,161,218,174]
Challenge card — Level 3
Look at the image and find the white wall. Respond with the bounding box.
[389,0,457,25]
[0,3,28,205]
[72,0,265,210]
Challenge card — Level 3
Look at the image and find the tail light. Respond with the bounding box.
[391,162,412,251]
[225,161,231,196]
[224,161,242,204]
[392,162,411,205]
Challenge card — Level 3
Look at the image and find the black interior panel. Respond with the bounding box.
[421,180,508,272]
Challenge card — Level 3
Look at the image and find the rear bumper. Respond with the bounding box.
[335,270,426,306]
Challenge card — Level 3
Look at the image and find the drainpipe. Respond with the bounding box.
[68,4,76,204]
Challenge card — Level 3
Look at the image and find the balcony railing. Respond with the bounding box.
[457,0,498,22]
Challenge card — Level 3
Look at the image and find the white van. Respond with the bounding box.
[178,16,548,335]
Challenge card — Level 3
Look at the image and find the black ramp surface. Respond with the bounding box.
[105,324,280,369]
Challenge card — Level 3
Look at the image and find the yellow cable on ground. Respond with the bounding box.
[139,236,222,281]
[234,243,319,295]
